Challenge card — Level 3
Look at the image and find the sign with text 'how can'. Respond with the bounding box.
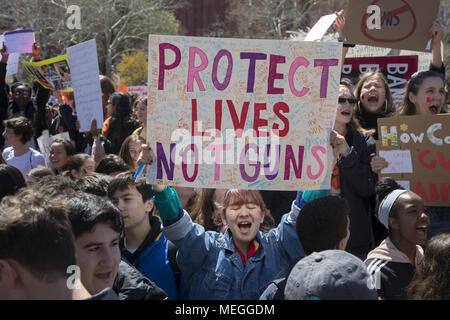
[146,35,343,190]
[343,0,440,52]
[377,114,450,207]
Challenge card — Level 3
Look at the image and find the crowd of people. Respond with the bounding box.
[0,9,449,301]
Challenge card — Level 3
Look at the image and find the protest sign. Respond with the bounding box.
[67,39,103,132]
[304,12,338,42]
[0,35,20,77]
[4,29,35,54]
[23,55,72,91]
[146,35,342,190]
[127,85,148,97]
[342,55,418,109]
[343,0,440,52]
[377,114,450,207]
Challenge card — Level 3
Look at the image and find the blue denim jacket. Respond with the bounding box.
[155,187,305,300]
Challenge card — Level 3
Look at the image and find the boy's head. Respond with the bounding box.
[76,172,111,198]
[0,189,76,299]
[32,175,79,197]
[95,154,129,176]
[296,196,350,255]
[108,172,154,230]
[65,192,123,295]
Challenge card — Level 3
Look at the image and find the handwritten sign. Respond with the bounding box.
[377,114,450,207]
[145,35,342,190]
[127,85,148,97]
[67,39,103,132]
[379,150,413,173]
[4,29,35,54]
[23,55,72,92]
[343,0,440,52]
[342,55,418,110]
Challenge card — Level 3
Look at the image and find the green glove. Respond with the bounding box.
[153,186,183,220]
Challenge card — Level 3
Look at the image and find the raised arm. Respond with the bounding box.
[0,43,9,122]
[333,10,349,73]
[429,18,444,72]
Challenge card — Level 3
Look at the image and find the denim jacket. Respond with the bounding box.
[155,187,305,300]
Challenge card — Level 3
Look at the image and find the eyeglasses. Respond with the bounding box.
[14,91,30,97]
[338,97,357,104]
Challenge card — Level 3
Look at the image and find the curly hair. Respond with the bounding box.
[407,233,450,300]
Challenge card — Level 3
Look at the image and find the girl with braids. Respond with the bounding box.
[365,177,430,300]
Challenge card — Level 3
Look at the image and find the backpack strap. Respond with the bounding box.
[271,277,287,300]
[167,240,181,293]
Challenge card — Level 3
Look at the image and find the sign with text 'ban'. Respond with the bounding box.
[146,35,342,190]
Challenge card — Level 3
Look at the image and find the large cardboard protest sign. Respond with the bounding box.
[343,0,440,52]
[146,35,342,190]
[342,55,418,110]
[23,55,72,92]
[377,114,450,207]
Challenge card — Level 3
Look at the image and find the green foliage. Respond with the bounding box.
[115,51,148,86]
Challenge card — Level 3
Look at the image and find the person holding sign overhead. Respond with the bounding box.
[0,42,50,149]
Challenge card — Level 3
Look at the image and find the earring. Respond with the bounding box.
[358,101,362,113]
[384,100,388,113]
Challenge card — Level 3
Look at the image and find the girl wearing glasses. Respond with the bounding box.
[329,83,377,260]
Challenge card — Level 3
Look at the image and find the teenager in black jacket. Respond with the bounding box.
[329,84,377,260]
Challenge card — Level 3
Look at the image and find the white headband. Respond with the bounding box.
[378,189,408,229]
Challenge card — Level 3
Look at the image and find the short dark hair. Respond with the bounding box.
[65,192,123,239]
[76,172,111,197]
[0,164,27,201]
[32,175,79,197]
[12,82,32,96]
[95,154,129,175]
[296,196,350,255]
[67,153,92,173]
[27,165,55,182]
[108,171,153,202]
[0,188,76,280]
[4,117,34,144]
